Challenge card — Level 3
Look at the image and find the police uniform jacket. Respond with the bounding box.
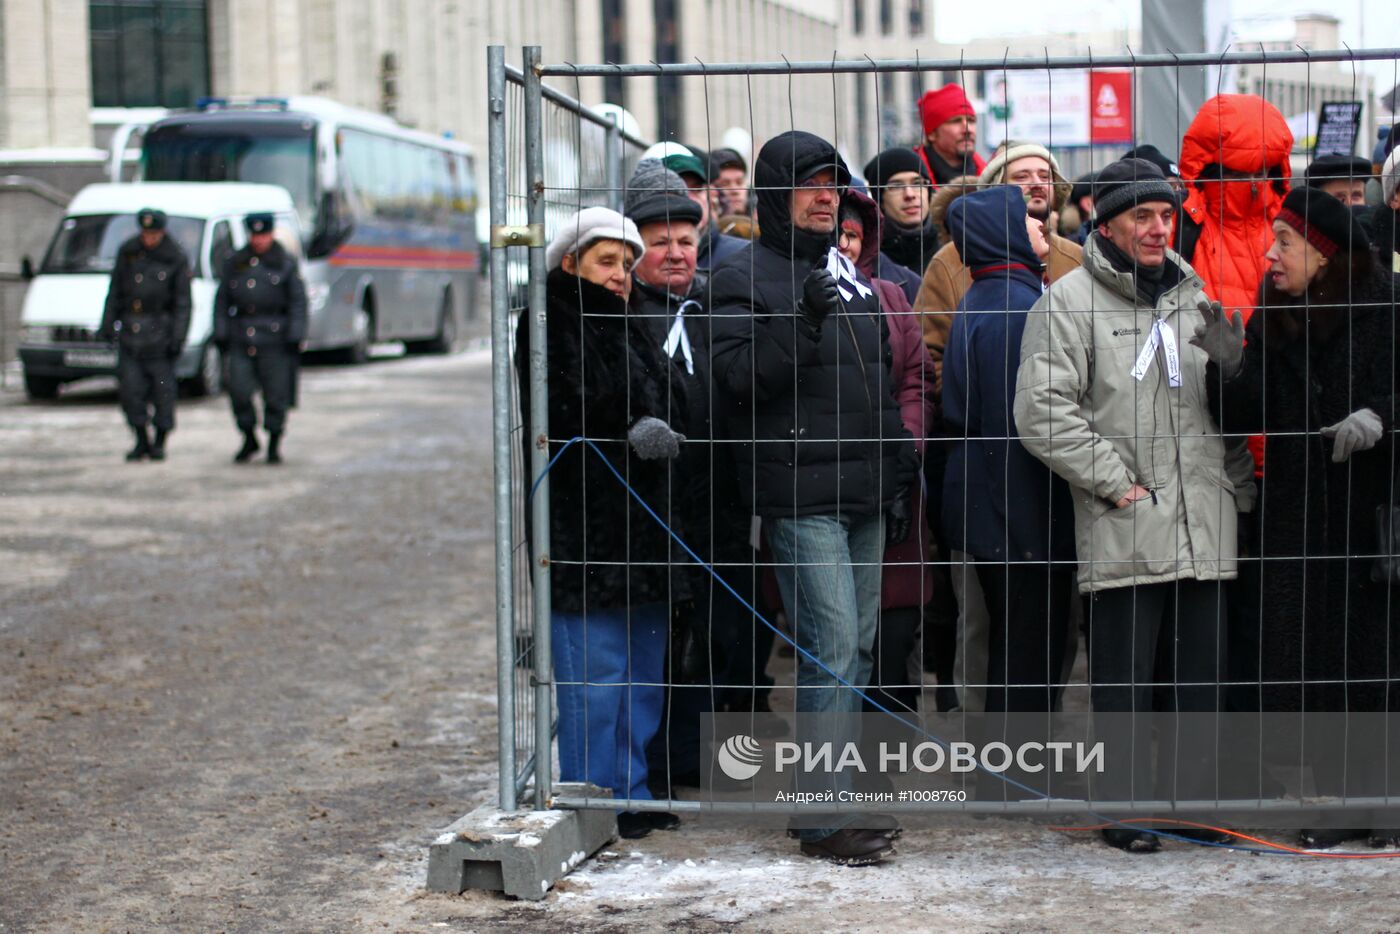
[99,235,192,357]
[214,242,308,350]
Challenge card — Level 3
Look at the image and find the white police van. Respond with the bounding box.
[18,182,300,399]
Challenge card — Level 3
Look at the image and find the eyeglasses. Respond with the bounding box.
[795,177,841,191]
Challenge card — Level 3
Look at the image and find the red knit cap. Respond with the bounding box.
[919,84,975,134]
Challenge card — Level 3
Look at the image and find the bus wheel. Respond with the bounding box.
[24,372,61,400]
[340,302,373,365]
[408,290,457,355]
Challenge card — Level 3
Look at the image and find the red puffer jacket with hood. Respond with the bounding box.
[1177,94,1292,473]
[1177,94,1293,317]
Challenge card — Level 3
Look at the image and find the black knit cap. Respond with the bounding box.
[1303,154,1373,187]
[1275,185,1370,257]
[1123,144,1180,179]
[863,147,930,192]
[1092,157,1179,225]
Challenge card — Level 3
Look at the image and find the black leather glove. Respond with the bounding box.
[796,265,840,329]
[886,488,913,546]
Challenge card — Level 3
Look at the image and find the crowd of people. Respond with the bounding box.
[517,83,1400,864]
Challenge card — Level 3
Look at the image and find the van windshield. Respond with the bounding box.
[41,214,205,275]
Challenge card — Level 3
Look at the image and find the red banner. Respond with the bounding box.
[1090,70,1134,144]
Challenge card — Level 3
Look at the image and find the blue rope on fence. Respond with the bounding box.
[527,434,1387,857]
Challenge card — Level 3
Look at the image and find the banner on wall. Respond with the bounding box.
[985,69,1134,148]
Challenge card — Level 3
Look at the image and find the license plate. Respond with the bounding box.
[63,349,117,368]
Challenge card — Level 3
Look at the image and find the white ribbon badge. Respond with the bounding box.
[1129,316,1182,388]
[825,247,873,304]
[662,299,699,375]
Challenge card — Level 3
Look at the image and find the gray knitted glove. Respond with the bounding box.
[1188,298,1245,377]
[627,415,685,460]
[1320,408,1383,463]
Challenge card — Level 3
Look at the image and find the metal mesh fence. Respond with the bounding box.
[490,43,1400,835]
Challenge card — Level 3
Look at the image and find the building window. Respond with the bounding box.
[908,0,924,36]
[602,0,627,108]
[879,0,892,35]
[854,72,870,156]
[852,0,864,33]
[654,0,682,139]
[90,0,209,108]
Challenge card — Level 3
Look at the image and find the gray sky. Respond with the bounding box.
[934,0,1399,85]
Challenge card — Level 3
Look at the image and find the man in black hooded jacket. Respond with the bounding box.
[709,130,918,865]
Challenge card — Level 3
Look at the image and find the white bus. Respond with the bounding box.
[137,96,479,361]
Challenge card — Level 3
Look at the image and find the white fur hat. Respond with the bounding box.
[545,207,644,271]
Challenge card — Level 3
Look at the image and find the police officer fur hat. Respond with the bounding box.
[137,208,167,231]
[245,213,275,234]
[1275,185,1371,256]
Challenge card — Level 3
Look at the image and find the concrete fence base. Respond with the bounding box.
[426,782,617,901]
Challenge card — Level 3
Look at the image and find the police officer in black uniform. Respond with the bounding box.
[98,207,192,462]
[214,213,307,464]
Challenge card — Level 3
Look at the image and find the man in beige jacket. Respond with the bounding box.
[1013,157,1255,853]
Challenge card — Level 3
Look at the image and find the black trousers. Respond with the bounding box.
[977,563,1072,713]
[227,344,295,434]
[863,605,923,714]
[117,350,176,432]
[1085,580,1227,804]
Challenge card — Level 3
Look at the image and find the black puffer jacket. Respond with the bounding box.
[516,268,690,613]
[709,130,916,519]
[99,234,192,357]
[1209,269,1400,712]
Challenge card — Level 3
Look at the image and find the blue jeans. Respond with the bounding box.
[552,602,668,806]
[767,511,885,840]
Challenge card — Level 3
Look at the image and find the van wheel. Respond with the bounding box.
[339,303,373,364]
[407,290,456,355]
[187,341,224,396]
[24,372,61,400]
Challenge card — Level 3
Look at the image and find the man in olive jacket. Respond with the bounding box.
[99,207,192,462]
[1012,158,1255,851]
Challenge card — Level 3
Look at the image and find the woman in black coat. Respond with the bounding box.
[515,207,688,839]
[1198,187,1400,847]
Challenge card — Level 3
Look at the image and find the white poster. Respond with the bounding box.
[985,70,1092,148]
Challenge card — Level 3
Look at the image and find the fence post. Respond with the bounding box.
[605,114,623,212]
[522,44,554,810]
[486,44,517,813]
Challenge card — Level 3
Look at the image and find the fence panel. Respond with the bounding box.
[496,43,1400,840]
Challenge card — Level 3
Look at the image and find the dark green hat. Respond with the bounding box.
[245,213,275,234]
[137,208,167,231]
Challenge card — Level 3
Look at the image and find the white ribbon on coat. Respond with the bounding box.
[662,299,700,374]
[824,247,873,303]
[1130,316,1182,388]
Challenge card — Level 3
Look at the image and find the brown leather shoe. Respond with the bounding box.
[798,828,894,865]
